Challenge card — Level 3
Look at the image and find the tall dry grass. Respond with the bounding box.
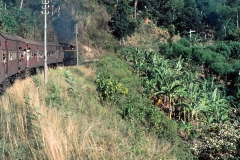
[0,66,176,160]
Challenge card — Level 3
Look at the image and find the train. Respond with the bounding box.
[0,32,77,94]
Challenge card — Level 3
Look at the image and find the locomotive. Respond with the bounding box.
[0,32,76,94]
[59,43,77,66]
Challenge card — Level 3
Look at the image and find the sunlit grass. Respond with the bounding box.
[0,66,176,160]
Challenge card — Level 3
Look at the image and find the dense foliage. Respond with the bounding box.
[95,54,193,158]
[109,1,137,40]
[104,0,240,40]
[120,46,240,159]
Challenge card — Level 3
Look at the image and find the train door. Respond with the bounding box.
[4,41,8,76]
[0,49,5,76]
[17,42,22,72]
[56,46,59,60]
[37,50,39,63]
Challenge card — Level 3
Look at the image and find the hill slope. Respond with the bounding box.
[0,65,180,159]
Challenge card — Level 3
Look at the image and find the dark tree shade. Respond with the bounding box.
[109,1,137,39]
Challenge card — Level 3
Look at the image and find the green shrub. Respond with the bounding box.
[159,43,171,57]
[172,42,191,59]
[205,45,217,52]
[64,70,79,97]
[216,42,231,58]
[228,41,240,59]
[178,38,190,47]
[96,74,128,102]
[45,83,62,108]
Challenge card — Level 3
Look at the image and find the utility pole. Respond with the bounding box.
[76,24,79,65]
[41,0,49,84]
[189,29,195,47]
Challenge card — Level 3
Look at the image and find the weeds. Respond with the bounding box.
[32,68,42,87]
[95,55,193,159]
[45,83,62,108]
[64,70,79,98]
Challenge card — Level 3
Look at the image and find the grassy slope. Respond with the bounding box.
[0,2,192,159]
[0,66,177,160]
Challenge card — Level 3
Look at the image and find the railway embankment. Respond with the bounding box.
[0,64,186,159]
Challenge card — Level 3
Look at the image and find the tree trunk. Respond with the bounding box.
[58,6,61,17]
[237,11,239,29]
[20,0,23,10]
[169,96,172,119]
[134,0,138,19]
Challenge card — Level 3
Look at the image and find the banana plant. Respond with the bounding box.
[203,88,230,124]
[178,82,201,122]
[153,68,186,119]
[179,120,197,140]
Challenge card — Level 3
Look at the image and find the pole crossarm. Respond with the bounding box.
[41,0,49,13]
[189,29,196,47]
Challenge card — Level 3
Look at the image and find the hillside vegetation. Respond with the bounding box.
[0,65,187,159]
[1,0,240,159]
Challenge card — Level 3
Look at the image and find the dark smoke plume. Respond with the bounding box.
[52,9,76,43]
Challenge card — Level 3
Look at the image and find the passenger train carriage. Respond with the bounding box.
[0,32,76,94]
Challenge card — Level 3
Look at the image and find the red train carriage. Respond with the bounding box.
[0,32,66,94]
[46,42,64,67]
[14,38,44,76]
[0,33,25,90]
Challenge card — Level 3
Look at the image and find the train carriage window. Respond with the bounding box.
[10,51,13,61]
[37,50,39,58]
[2,50,6,62]
[12,51,14,60]
[56,50,58,56]
[39,51,43,58]
[12,51,15,60]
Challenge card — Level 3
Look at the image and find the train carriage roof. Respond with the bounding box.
[36,41,62,47]
[19,38,43,45]
[47,42,61,46]
[0,32,62,47]
[0,33,43,46]
[0,33,24,42]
